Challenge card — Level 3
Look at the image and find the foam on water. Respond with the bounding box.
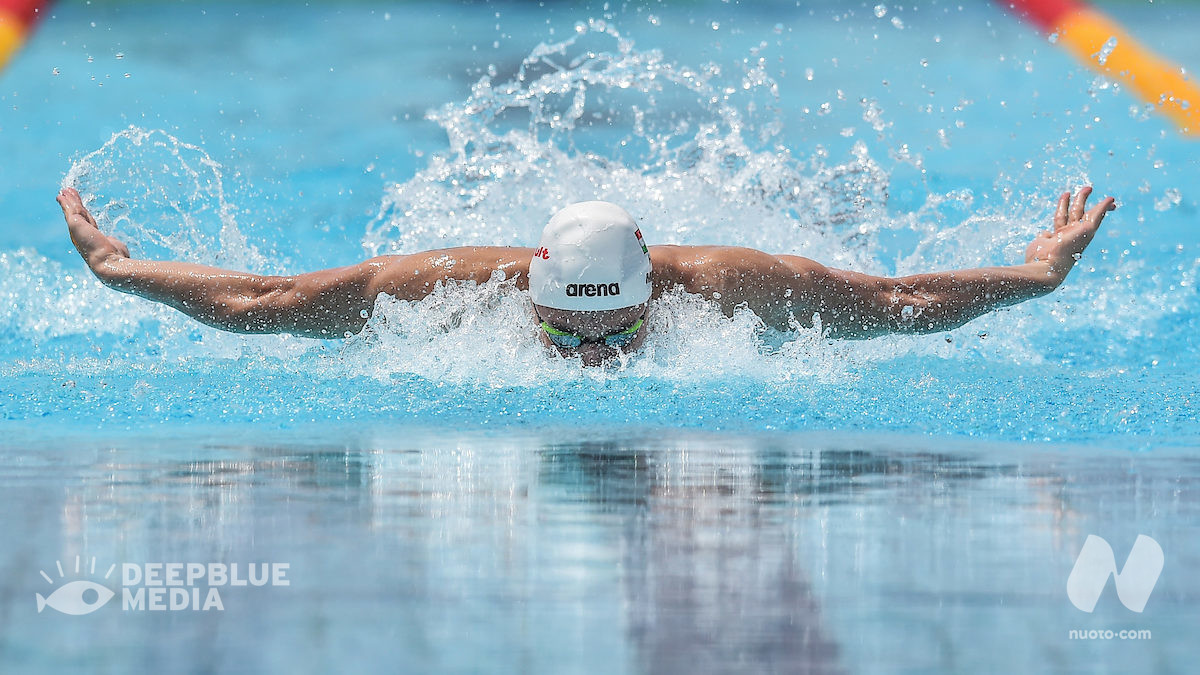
[3,19,1197,437]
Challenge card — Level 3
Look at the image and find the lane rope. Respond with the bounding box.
[0,0,51,73]
[999,0,1199,137]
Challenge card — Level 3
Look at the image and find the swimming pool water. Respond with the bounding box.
[4,427,1199,672]
[2,1,1197,443]
[1,1,1198,672]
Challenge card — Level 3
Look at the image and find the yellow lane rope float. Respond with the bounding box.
[1,0,51,73]
[999,0,1199,137]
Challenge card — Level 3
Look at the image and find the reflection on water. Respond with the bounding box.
[0,428,1197,673]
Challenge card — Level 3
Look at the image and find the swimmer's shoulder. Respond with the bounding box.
[647,245,697,295]
[371,246,535,299]
[648,245,771,298]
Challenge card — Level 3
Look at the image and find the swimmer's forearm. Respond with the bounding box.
[832,262,1056,338]
[95,257,377,338]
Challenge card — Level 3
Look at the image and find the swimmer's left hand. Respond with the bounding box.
[1024,186,1116,288]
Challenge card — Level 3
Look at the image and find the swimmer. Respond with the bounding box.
[57,186,1116,366]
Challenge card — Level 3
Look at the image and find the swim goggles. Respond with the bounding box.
[539,317,645,349]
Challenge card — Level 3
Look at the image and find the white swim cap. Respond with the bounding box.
[529,201,652,311]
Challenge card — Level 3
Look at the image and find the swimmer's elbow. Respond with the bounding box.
[255,274,371,338]
[204,276,295,333]
[875,284,947,335]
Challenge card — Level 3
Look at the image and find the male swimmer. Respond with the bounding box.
[57,186,1115,366]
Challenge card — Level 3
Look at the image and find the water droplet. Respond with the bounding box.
[648,14,660,26]
[711,21,720,31]
[891,16,904,29]
[1154,187,1182,211]
[1096,36,1118,66]
[874,4,888,18]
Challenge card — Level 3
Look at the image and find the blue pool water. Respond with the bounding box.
[1,1,1198,672]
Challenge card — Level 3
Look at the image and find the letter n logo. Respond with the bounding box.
[1066,534,1163,612]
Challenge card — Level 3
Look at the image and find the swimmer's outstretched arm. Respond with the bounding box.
[58,188,532,337]
[690,186,1115,337]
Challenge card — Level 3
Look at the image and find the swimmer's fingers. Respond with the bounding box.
[57,187,130,267]
[1064,195,1115,262]
[1083,196,1117,229]
[57,187,87,217]
[57,187,100,230]
[1068,186,1093,223]
[58,189,96,244]
[1053,191,1070,230]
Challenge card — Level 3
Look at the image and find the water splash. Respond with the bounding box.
[348,23,1059,379]
[63,127,266,273]
[364,23,926,323]
[21,20,1190,396]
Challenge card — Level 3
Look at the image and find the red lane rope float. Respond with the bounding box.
[998,0,1199,137]
[1,0,50,72]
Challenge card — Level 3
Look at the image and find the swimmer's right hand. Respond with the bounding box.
[57,187,130,281]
